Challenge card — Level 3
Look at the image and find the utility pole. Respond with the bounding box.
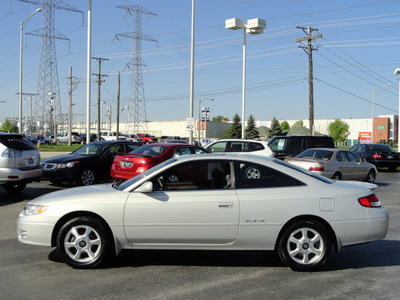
[92,57,108,141]
[295,26,322,136]
[66,66,80,145]
[116,72,120,140]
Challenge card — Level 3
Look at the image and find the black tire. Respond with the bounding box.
[332,172,341,180]
[78,169,95,186]
[56,216,111,269]
[3,182,27,192]
[365,170,375,183]
[278,220,331,271]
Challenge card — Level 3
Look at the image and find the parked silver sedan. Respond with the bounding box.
[287,148,377,182]
[17,154,388,271]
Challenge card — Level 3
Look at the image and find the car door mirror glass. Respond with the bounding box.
[136,181,153,193]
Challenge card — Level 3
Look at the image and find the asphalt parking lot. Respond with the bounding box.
[1,172,400,300]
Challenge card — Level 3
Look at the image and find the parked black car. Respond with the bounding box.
[80,133,98,144]
[267,135,335,160]
[349,143,400,171]
[41,140,141,186]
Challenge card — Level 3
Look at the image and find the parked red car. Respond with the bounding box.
[111,143,208,181]
[136,133,158,144]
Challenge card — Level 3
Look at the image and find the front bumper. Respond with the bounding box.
[42,167,77,182]
[17,216,54,247]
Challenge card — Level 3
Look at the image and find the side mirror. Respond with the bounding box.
[136,181,153,193]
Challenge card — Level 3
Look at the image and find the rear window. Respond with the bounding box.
[0,136,36,150]
[131,145,168,156]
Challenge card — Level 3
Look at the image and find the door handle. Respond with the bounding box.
[219,202,233,208]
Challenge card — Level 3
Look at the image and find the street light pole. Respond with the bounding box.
[19,8,41,134]
[225,18,266,139]
[395,69,400,146]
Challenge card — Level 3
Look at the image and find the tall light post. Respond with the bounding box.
[198,98,213,144]
[372,83,392,143]
[225,18,266,139]
[86,0,92,144]
[394,69,400,146]
[19,8,41,134]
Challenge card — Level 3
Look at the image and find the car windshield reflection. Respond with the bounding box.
[73,143,108,156]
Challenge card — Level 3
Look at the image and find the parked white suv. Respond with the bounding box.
[204,139,273,157]
[100,131,127,141]
[0,133,43,192]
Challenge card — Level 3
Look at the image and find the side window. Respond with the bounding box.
[107,144,120,154]
[152,160,231,191]
[193,148,208,154]
[234,161,304,188]
[251,142,265,151]
[208,142,227,153]
[126,144,140,152]
[173,147,192,156]
[229,142,244,152]
[336,151,350,162]
[269,138,286,151]
[347,152,361,163]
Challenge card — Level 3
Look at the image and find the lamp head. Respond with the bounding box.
[36,8,42,12]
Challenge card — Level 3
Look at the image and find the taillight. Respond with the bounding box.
[358,194,381,207]
[309,166,324,172]
[372,153,382,159]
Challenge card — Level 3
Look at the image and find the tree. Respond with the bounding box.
[212,115,229,122]
[1,119,18,133]
[223,114,241,138]
[328,119,350,144]
[292,120,304,129]
[245,115,259,139]
[280,120,290,131]
[268,117,283,137]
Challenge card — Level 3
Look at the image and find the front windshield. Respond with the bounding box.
[73,143,109,156]
[274,159,333,184]
[117,158,177,190]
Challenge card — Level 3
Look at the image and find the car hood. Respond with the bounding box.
[30,184,119,205]
[42,154,93,163]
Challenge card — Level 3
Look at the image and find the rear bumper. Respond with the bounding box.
[0,167,43,185]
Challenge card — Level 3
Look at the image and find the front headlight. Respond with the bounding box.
[57,161,79,168]
[21,204,48,216]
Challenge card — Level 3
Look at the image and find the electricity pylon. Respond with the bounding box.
[115,5,157,134]
[19,0,83,135]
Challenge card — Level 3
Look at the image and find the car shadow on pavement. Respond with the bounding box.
[48,239,400,270]
[0,186,64,206]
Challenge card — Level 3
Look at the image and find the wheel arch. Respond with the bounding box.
[51,211,121,255]
[274,215,339,253]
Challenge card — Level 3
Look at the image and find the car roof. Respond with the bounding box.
[0,133,24,139]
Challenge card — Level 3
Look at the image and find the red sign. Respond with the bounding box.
[359,132,372,144]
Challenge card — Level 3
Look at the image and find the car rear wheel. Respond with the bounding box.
[2,182,27,192]
[78,169,95,186]
[365,170,375,183]
[56,216,111,269]
[332,172,341,180]
[278,220,331,271]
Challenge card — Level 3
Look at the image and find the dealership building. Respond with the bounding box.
[70,114,398,146]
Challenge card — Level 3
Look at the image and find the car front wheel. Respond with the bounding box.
[56,216,111,269]
[278,220,332,271]
[78,169,95,186]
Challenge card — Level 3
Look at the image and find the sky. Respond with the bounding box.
[1,0,400,127]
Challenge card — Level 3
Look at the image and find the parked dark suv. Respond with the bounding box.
[0,133,43,192]
[267,135,335,160]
